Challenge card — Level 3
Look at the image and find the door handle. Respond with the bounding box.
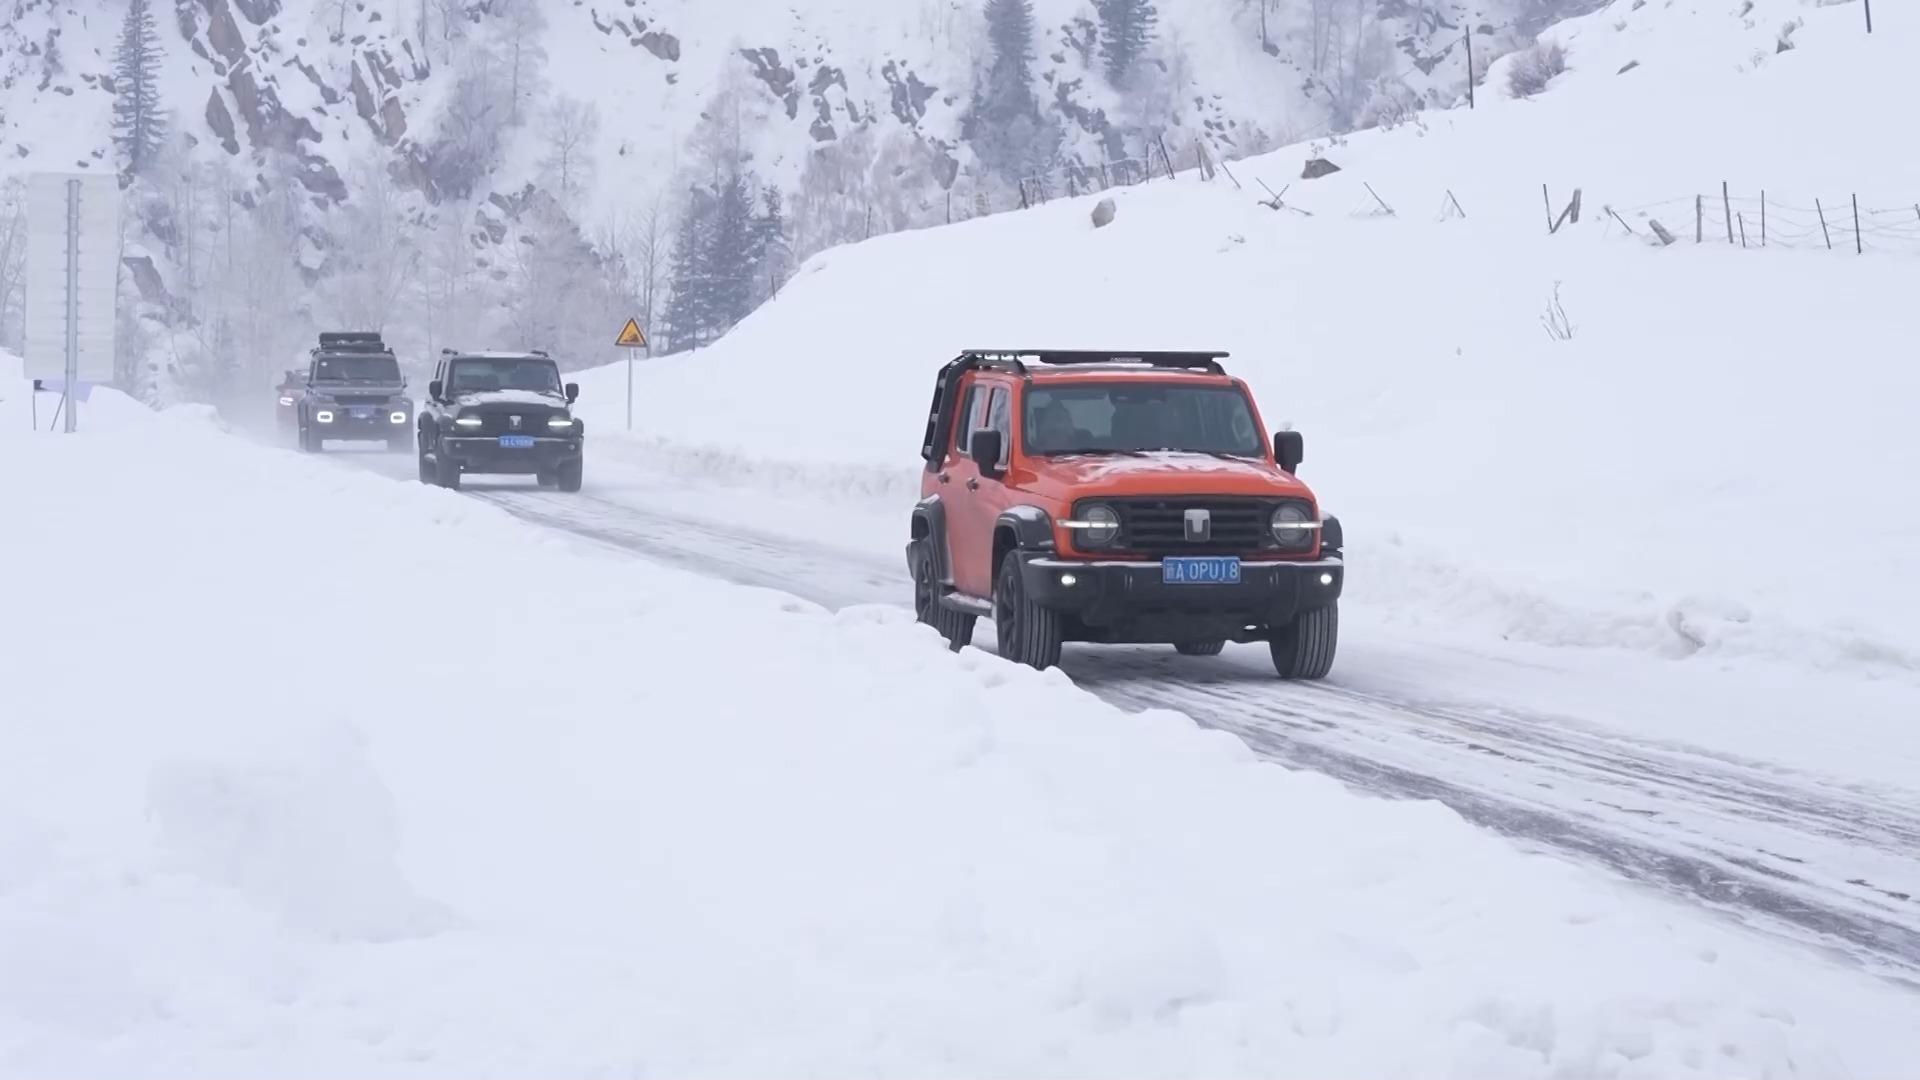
[966,478,980,491]
[938,472,950,484]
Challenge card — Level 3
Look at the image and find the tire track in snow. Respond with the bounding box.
[399,474,1920,983]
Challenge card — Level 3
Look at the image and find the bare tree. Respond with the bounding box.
[495,0,548,127]
[540,97,601,208]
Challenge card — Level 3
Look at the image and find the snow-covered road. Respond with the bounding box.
[336,448,1920,985]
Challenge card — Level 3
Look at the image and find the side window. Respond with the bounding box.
[986,387,1012,466]
[954,383,988,454]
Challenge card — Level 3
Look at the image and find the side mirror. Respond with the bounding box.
[969,429,1004,477]
[565,382,580,404]
[428,379,443,401]
[1274,430,1304,473]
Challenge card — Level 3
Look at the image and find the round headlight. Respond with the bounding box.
[1270,503,1315,548]
[1080,504,1120,547]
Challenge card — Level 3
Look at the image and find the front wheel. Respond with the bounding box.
[556,458,584,493]
[911,544,975,652]
[435,451,462,490]
[994,556,1063,670]
[1270,603,1338,680]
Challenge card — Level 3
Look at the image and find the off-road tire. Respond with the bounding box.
[416,448,434,484]
[1270,603,1338,680]
[910,544,975,652]
[1174,640,1227,657]
[435,451,462,490]
[557,459,584,493]
[536,469,558,488]
[299,423,323,454]
[994,556,1063,670]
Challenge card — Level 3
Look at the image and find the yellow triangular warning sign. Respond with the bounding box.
[615,318,649,348]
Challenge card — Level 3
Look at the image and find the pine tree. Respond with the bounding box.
[662,195,713,353]
[112,0,168,178]
[968,0,1059,184]
[1094,0,1159,86]
[978,0,1039,122]
[704,174,758,333]
[755,186,791,298]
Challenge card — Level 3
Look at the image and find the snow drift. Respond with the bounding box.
[2,380,1917,1076]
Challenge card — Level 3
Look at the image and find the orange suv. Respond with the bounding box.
[908,349,1344,678]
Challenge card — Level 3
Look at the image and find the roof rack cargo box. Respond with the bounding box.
[316,331,391,354]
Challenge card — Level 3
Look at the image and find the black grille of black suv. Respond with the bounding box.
[1078,497,1316,555]
[459,406,565,436]
[332,394,397,407]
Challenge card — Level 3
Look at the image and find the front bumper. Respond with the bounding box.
[441,435,582,474]
[1018,553,1344,644]
[315,414,409,439]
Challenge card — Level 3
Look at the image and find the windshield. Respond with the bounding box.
[1024,383,1265,457]
[312,354,401,384]
[447,357,563,395]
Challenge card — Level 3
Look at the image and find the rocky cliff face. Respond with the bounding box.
[0,0,1573,394]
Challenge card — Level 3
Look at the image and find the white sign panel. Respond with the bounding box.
[24,172,119,384]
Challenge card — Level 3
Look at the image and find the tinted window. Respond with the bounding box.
[447,357,563,394]
[1024,383,1264,456]
[955,383,988,453]
[312,355,401,383]
[985,387,1011,466]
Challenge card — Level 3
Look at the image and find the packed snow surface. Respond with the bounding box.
[1,379,1916,1076]
[574,0,1920,675]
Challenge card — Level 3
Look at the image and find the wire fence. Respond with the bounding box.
[1606,188,1920,254]
[914,129,1920,260]
[936,132,1232,226]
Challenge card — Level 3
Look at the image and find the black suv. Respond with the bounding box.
[417,350,585,492]
[295,333,414,453]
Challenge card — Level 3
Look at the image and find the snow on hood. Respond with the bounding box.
[1036,452,1307,498]
[452,389,567,409]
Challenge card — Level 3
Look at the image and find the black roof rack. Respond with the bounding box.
[957,349,1229,375]
[315,331,391,355]
[921,349,1231,464]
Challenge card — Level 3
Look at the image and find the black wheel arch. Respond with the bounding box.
[909,496,955,587]
[1321,514,1344,557]
[992,505,1056,575]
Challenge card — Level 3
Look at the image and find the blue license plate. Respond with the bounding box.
[350,407,373,419]
[498,435,536,449]
[1162,556,1241,585]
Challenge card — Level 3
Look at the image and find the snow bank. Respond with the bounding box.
[3,393,1917,1076]
[575,0,1920,674]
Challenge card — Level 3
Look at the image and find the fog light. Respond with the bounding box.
[1059,573,1078,587]
[316,410,335,423]
[1319,573,1334,586]
[390,411,407,424]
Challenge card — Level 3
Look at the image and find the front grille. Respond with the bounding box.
[1082,497,1314,556]
[458,407,562,436]
[331,394,395,407]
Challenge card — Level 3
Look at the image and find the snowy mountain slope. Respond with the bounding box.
[5,375,1920,1077]
[567,0,1920,672]
[0,0,1519,212]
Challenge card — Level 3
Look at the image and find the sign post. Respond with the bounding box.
[615,318,649,432]
[25,172,118,433]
